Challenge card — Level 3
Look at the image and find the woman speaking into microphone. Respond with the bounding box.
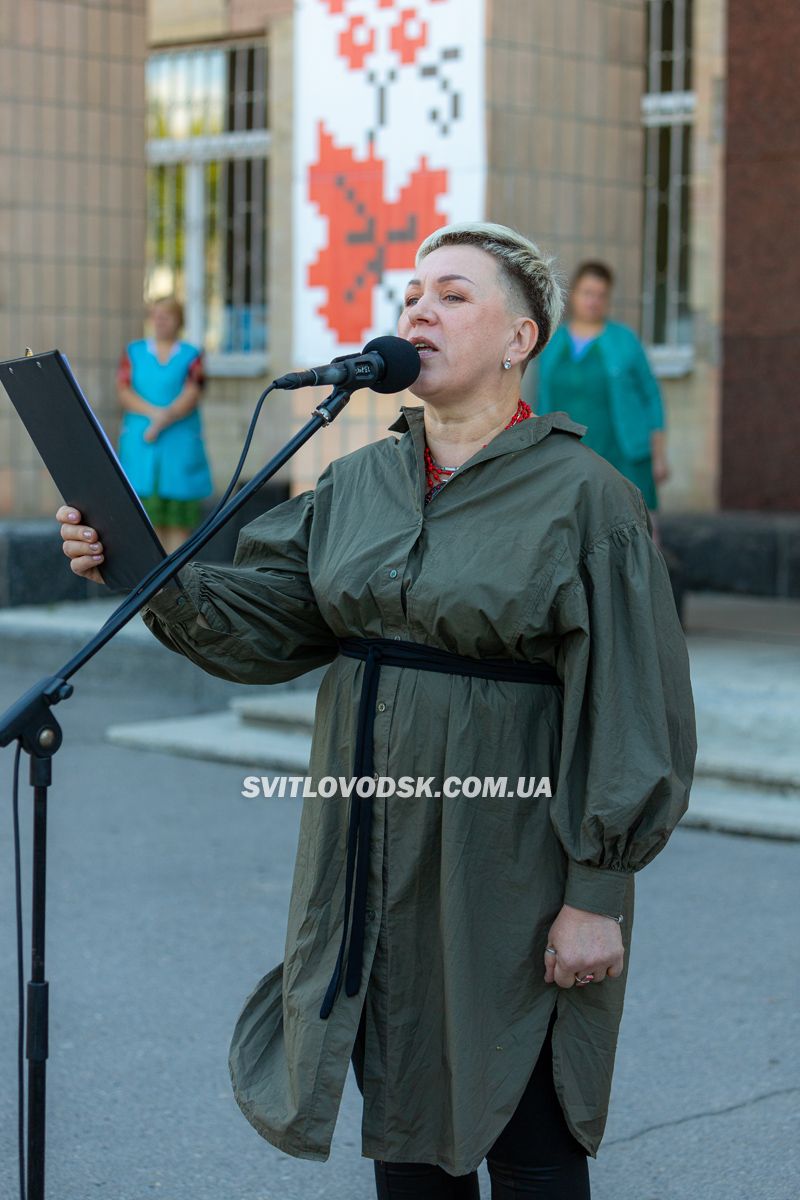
[56,222,696,1199]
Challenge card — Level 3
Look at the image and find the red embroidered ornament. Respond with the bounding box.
[424,398,532,503]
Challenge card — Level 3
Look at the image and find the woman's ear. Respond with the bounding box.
[512,317,539,365]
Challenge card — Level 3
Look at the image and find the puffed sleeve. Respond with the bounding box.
[630,335,665,431]
[139,488,338,685]
[186,350,206,390]
[116,347,132,389]
[551,518,697,919]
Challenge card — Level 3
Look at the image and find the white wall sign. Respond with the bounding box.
[293,0,486,362]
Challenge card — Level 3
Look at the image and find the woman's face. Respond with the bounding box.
[151,303,181,341]
[397,244,531,403]
[570,274,611,325]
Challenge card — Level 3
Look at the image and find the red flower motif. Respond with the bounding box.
[389,7,429,64]
[318,0,448,71]
[319,0,447,12]
[307,123,448,345]
[339,13,377,70]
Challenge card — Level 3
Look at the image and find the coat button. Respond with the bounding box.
[366,908,377,922]
[389,568,398,578]
[377,701,386,712]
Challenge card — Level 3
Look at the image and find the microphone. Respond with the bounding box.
[273,335,421,395]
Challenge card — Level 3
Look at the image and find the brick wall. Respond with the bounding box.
[0,0,148,517]
[486,0,646,330]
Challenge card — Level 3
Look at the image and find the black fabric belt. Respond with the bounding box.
[319,636,562,1019]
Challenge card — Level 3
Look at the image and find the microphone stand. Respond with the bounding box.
[0,383,354,1200]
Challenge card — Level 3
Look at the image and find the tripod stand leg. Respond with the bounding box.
[27,755,51,1200]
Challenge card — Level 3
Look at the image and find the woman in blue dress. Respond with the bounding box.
[116,295,213,554]
[529,261,670,545]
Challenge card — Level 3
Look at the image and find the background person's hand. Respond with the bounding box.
[143,413,168,443]
[543,903,624,988]
[653,456,671,485]
[56,505,106,585]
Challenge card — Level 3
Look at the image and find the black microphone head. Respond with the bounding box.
[362,335,421,394]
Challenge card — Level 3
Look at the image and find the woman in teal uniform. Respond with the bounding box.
[530,261,669,541]
[116,295,213,553]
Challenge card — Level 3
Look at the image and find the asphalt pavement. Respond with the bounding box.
[0,645,798,1200]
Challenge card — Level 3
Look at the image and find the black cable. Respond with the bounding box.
[13,740,26,1200]
[185,380,277,527]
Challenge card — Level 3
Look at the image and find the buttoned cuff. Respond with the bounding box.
[141,568,195,623]
[563,861,632,921]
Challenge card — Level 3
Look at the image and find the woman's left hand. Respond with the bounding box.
[652,456,670,485]
[143,413,168,443]
[543,904,624,987]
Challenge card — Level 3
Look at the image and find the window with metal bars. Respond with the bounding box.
[145,43,270,375]
[641,0,695,376]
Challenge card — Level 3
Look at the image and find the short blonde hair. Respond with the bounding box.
[415,221,566,364]
[150,294,184,328]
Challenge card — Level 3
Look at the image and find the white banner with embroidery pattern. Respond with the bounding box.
[293,0,486,363]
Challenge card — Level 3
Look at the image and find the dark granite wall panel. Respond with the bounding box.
[721,0,800,509]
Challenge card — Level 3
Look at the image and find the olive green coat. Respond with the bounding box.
[141,406,697,1175]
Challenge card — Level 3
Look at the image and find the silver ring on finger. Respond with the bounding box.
[575,973,594,985]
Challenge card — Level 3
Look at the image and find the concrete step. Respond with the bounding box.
[688,635,800,792]
[230,690,317,733]
[680,778,800,841]
[102,716,800,841]
[106,710,312,772]
[0,599,326,707]
[7,599,800,842]
[694,749,800,793]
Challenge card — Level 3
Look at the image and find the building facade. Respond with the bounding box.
[0,0,148,517]
[1,0,797,526]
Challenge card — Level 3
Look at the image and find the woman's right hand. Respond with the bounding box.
[56,506,106,585]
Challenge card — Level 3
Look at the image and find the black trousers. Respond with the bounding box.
[351,1005,591,1199]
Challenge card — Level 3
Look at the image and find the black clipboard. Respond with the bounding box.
[0,349,167,593]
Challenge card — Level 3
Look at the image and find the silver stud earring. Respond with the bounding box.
[503,357,512,370]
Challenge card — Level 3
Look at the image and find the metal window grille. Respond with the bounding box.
[642,0,695,370]
[145,44,270,372]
